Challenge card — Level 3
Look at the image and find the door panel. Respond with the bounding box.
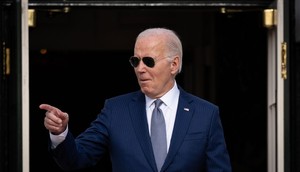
[0,1,23,172]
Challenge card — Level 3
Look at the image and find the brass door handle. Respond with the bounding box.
[281,42,287,79]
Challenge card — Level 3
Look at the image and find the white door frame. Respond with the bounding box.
[267,0,286,172]
[21,0,29,172]
[276,0,285,171]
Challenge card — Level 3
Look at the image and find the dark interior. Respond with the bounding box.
[29,7,267,171]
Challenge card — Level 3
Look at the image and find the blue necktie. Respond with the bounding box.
[151,99,167,172]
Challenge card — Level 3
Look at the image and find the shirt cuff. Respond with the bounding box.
[49,125,68,149]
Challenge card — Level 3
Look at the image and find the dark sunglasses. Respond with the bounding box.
[129,56,166,68]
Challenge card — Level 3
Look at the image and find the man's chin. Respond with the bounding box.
[141,88,154,97]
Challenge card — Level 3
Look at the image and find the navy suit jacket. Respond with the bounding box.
[51,88,231,172]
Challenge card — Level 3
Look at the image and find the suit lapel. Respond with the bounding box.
[162,91,194,170]
[129,92,157,171]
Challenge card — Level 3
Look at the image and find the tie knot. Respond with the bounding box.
[154,99,163,108]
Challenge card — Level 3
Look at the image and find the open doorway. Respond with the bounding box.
[29,7,267,171]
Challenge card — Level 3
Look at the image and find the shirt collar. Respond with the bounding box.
[145,82,180,109]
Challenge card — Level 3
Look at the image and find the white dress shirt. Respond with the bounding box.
[145,82,180,151]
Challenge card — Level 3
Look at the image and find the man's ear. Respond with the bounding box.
[170,56,180,74]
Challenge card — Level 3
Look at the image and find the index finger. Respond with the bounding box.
[39,104,59,112]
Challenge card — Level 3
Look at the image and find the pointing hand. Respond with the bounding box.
[39,104,69,135]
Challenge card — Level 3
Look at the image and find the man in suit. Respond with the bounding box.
[40,27,232,172]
